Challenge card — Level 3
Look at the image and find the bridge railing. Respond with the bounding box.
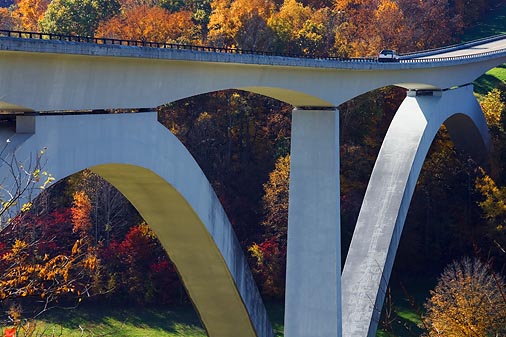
[1,29,506,64]
[0,29,350,60]
[400,33,506,58]
[401,47,506,63]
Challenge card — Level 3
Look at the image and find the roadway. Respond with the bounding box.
[409,35,506,60]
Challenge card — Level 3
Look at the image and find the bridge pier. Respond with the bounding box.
[341,86,490,337]
[285,108,341,337]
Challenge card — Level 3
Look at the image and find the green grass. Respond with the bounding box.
[4,305,207,337]
[2,301,286,337]
[474,64,506,95]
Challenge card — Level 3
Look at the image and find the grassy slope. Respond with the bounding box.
[5,305,206,337]
[2,302,286,337]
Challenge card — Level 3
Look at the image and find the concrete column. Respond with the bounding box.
[285,108,341,337]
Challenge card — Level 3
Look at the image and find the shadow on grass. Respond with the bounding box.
[474,73,504,96]
[39,304,204,335]
[38,301,286,336]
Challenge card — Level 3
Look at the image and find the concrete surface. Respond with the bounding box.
[285,109,341,337]
[0,112,274,337]
[341,85,490,337]
[1,37,506,112]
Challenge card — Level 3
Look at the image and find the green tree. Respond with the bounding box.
[39,0,120,36]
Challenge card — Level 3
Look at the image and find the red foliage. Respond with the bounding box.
[100,224,184,305]
[249,237,286,298]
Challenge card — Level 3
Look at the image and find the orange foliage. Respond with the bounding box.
[72,191,92,233]
[96,5,199,44]
[0,8,18,30]
[333,0,462,56]
[207,0,276,48]
[12,0,49,31]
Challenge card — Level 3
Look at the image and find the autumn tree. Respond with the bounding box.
[423,257,506,336]
[0,206,99,327]
[248,238,285,297]
[0,8,17,30]
[39,0,121,36]
[474,86,506,257]
[96,5,199,44]
[207,0,276,49]
[268,0,335,56]
[248,154,290,297]
[67,170,140,247]
[261,154,289,243]
[398,0,463,51]
[480,87,506,130]
[100,223,184,305]
[452,0,492,28]
[11,0,49,31]
[159,91,292,243]
[333,0,462,56]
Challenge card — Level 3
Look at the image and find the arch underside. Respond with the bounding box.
[341,85,490,337]
[0,112,273,337]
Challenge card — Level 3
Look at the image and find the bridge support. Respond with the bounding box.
[285,108,341,337]
[0,112,274,337]
[341,85,490,337]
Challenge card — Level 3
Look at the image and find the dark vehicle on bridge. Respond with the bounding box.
[378,49,400,62]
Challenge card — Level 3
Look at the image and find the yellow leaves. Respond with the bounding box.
[71,240,81,255]
[475,170,506,225]
[11,0,50,31]
[480,88,505,129]
[20,202,32,213]
[83,254,98,271]
[10,239,29,256]
[72,191,92,233]
[248,242,263,264]
[196,111,213,124]
[262,155,290,237]
[39,171,55,190]
[423,258,506,336]
[208,0,276,48]
[138,222,156,239]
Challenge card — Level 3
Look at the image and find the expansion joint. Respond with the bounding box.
[294,106,337,111]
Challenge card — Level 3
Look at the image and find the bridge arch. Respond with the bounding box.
[0,112,273,337]
[341,85,490,337]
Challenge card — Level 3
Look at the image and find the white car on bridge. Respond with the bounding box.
[378,49,400,62]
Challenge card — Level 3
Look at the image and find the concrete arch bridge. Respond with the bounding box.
[0,31,505,337]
